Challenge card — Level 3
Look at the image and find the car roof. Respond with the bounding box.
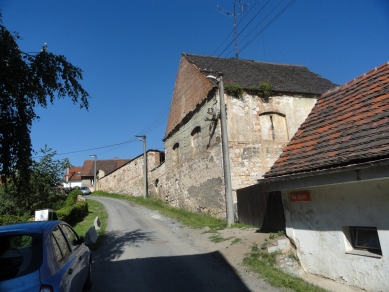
[0,220,61,233]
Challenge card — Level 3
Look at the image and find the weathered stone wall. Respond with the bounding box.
[148,162,166,199]
[163,95,226,217]
[162,91,317,218]
[227,93,317,193]
[99,151,163,196]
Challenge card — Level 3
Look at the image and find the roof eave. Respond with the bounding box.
[260,157,389,192]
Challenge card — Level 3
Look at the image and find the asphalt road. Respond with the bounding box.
[87,196,252,292]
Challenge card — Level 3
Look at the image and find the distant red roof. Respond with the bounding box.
[81,159,131,176]
[64,166,82,181]
[265,62,389,178]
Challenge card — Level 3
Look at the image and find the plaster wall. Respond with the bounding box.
[282,179,389,291]
[63,181,82,188]
[228,94,316,189]
[99,151,163,196]
[163,92,316,217]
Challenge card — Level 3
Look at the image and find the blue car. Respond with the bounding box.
[0,220,92,292]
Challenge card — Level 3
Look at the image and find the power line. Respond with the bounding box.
[239,0,296,55]
[224,0,285,57]
[32,139,138,158]
[212,0,262,57]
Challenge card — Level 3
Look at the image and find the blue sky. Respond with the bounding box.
[1,0,388,167]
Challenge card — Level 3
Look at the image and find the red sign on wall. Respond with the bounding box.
[290,191,311,202]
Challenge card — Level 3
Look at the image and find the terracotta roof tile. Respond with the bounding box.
[64,166,82,181]
[81,159,131,176]
[265,62,389,178]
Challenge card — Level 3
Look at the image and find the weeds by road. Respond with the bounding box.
[243,243,328,292]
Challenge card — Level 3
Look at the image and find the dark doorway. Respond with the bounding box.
[237,183,285,231]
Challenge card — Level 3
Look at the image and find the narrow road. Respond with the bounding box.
[87,196,252,292]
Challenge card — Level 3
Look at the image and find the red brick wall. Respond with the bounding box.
[165,54,214,138]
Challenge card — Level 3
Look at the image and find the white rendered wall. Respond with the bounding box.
[282,178,389,291]
[63,181,82,188]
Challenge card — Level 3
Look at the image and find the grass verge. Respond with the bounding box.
[243,244,328,292]
[72,197,107,251]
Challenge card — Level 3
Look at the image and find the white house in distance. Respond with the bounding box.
[261,62,389,291]
[63,166,82,188]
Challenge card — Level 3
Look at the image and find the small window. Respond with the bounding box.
[191,126,201,155]
[172,143,179,165]
[343,226,382,257]
[259,112,288,141]
[350,227,381,252]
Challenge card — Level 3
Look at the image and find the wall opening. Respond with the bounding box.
[343,226,382,257]
[259,112,288,141]
[191,126,201,155]
[172,143,180,165]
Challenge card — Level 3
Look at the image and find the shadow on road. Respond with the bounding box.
[93,228,156,261]
[91,251,251,292]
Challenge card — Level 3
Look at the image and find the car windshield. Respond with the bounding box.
[0,233,43,281]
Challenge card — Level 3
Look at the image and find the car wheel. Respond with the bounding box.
[82,259,92,290]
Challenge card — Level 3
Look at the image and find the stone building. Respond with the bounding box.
[161,53,336,218]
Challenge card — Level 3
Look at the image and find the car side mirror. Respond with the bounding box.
[79,236,85,244]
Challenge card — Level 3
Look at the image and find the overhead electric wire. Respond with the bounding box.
[224,0,285,57]
[211,0,261,56]
[137,102,171,135]
[213,0,271,59]
[32,139,138,158]
[239,0,296,55]
[32,76,205,158]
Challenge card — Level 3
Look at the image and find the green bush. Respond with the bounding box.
[65,189,83,206]
[224,83,244,98]
[0,214,26,226]
[55,201,88,225]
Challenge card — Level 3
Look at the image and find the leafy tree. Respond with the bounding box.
[0,13,90,186]
[0,146,70,216]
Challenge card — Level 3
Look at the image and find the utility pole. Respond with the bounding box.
[90,154,97,192]
[206,73,234,227]
[136,135,147,198]
[217,0,248,59]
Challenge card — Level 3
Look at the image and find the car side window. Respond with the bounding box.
[52,226,71,261]
[51,234,63,262]
[61,224,80,250]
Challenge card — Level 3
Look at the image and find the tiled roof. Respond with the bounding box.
[63,166,82,181]
[67,166,82,181]
[81,159,131,176]
[165,53,336,139]
[265,62,389,178]
[185,54,336,95]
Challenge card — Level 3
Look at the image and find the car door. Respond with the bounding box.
[51,225,83,292]
[60,224,89,289]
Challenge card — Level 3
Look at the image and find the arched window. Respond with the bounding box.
[258,112,288,141]
[172,143,180,165]
[191,126,201,155]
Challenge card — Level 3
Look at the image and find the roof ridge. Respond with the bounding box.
[183,53,304,68]
[322,61,389,98]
